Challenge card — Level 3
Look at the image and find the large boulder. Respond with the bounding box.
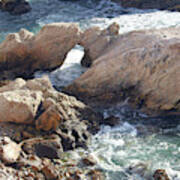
[0,89,43,124]
[0,23,80,80]
[64,27,180,114]
[0,0,31,15]
[112,0,180,11]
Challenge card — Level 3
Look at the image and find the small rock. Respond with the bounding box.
[0,137,21,164]
[35,105,62,131]
[42,163,58,180]
[153,169,170,180]
[82,154,97,166]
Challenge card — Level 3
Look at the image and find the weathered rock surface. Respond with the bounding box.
[0,136,21,164]
[113,0,180,12]
[0,89,42,124]
[80,22,119,67]
[0,0,31,15]
[0,76,103,151]
[0,23,80,79]
[64,27,180,114]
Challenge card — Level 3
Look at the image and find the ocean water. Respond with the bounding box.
[0,0,180,179]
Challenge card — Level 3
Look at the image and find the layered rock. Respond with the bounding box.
[0,23,80,79]
[112,0,180,12]
[64,27,180,114]
[0,0,31,15]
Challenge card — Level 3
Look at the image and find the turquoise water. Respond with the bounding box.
[1,0,180,179]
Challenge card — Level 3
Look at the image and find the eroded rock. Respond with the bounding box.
[80,22,119,67]
[64,27,180,114]
[0,90,42,124]
[0,137,21,164]
[0,23,80,79]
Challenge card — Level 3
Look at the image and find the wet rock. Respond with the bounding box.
[0,137,21,164]
[153,169,170,180]
[80,22,119,67]
[103,116,121,126]
[64,27,180,114]
[113,0,180,12]
[82,154,97,166]
[0,23,80,79]
[127,160,150,179]
[0,90,42,124]
[0,0,31,15]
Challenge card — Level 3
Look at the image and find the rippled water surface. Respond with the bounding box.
[1,0,180,179]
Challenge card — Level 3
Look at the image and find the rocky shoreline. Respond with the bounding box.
[0,22,179,179]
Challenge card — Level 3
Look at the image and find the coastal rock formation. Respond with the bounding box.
[64,27,180,114]
[0,0,31,15]
[80,22,119,67]
[0,76,103,149]
[113,0,180,12]
[0,23,80,79]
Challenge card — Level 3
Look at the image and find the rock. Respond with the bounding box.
[0,0,31,15]
[127,160,150,178]
[112,0,180,12]
[22,136,63,159]
[35,104,62,131]
[0,78,26,93]
[82,154,97,166]
[64,27,180,114]
[0,76,103,152]
[0,90,43,124]
[41,164,58,180]
[153,169,170,180]
[30,23,80,71]
[0,23,80,79]
[103,116,121,126]
[0,137,21,164]
[80,23,119,67]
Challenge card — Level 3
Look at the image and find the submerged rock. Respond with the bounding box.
[64,27,180,114]
[0,23,80,79]
[0,0,31,15]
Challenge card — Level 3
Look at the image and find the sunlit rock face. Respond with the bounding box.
[64,27,180,114]
[112,0,180,12]
[0,23,81,80]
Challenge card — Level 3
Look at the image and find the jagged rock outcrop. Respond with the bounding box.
[0,0,31,15]
[112,0,180,12]
[0,23,80,80]
[0,76,103,150]
[64,27,180,114]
